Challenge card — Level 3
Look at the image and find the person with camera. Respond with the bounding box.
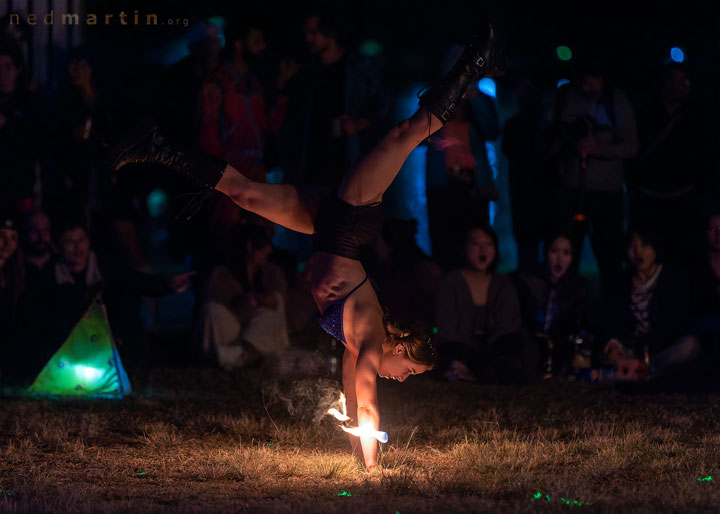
[545,57,638,296]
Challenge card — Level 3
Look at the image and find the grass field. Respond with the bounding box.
[1,367,719,513]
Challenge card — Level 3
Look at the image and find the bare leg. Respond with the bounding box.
[215,108,441,232]
[338,108,444,206]
[215,170,326,235]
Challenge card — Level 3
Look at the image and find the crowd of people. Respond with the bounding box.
[1,11,719,388]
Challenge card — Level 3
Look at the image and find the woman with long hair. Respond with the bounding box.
[108,26,501,470]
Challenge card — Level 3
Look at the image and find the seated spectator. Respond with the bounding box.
[514,232,588,377]
[435,224,534,384]
[195,223,289,370]
[690,212,720,368]
[21,211,55,287]
[21,215,194,373]
[603,227,700,380]
[0,211,23,358]
[364,218,442,329]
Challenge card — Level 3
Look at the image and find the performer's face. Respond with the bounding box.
[547,236,572,282]
[378,344,431,383]
[464,228,495,273]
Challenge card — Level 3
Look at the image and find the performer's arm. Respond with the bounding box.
[353,324,384,471]
[341,349,363,461]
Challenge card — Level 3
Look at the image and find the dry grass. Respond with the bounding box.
[1,368,719,513]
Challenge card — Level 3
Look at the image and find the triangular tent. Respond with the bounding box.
[28,293,132,398]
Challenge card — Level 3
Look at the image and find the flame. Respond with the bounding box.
[326,393,388,443]
[342,422,389,443]
[327,393,350,421]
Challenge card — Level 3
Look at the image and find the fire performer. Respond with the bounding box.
[108,25,502,470]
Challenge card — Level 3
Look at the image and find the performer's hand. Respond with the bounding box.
[168,271,197,294]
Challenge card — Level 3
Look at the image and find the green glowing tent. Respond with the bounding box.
[28,294,132,398]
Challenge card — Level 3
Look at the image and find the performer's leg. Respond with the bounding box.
[338,110,443,206]
[215,169,326,235]
[340,24,501,206]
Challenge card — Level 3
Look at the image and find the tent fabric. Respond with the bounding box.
[28,293,132,398]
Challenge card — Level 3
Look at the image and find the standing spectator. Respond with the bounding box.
[435,224,533,384]
[199,22,297,236]
[513,232,587,377]
[546,57,638,293]
[604,228,700,379]
[627,64,709,268]
[502,77,548,271]
[281,10,389,187]
[161,20,223,147]
[426,46,500,270]
[0,38,42,215]
[51,46,120,213]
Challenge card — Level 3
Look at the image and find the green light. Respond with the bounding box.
[136,471,146,476]
[543,417,557,422]
[432,326,438,334]
[266,443,274,447]
[337,490,352,497]
[532,491,551,502]
[698,476,712,482]
[556,46,573,61]
[359,39,383,57]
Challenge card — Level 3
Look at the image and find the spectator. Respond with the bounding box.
[199,22,297,237]
[604,227,700,380]
[435,223,533,384]
[545,57,638,293]
[627,64,709,269]
[690,212,720,368]
[502,76,548,271]
[161,19,223,146]
[42,215,193,367]
[513,232,588,377]
[195,223,289,370]
[51,45,120,213]
[281,10,389,187]
[0,38,42,215]
[364,218,442,329]
[426,60,500,269]
[0,211,23,347]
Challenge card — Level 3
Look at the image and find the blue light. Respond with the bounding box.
[556,78,570,88]
[146,188,168,217]
[477,77,496,98]
[670,47,685,63]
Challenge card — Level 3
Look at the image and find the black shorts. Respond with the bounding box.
[313,193,383,260]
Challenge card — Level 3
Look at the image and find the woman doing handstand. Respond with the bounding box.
[109,25,501,470]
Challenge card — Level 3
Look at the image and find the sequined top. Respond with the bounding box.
[318,276,376,343]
